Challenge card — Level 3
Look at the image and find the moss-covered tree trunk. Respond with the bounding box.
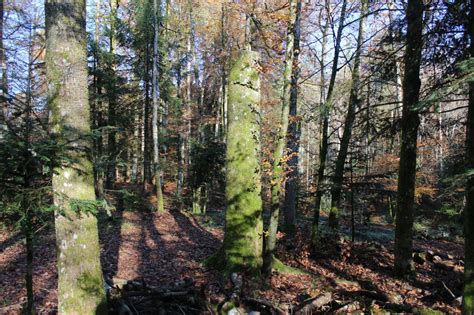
[263,0,297,276]
[462,1,474,312]
[329,0,367,228]
[46,0,106,312]
[394,0,423,277]
[210,51,263,274]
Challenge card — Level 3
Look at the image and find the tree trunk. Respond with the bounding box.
[106,0,118,189]
[323,0,348,230]
[264,0,298,276]
[208,51,263,275]
[310,4,329,251]
[23,27,35,315]
[394,0,423,277]
[219,0,228,138]
[143,50,152,186]
[153,0,165,212]
[0,0,7,119]
[92,0,105,199]
[283,0,302,237]
[462,0,474,312]
[46,0,107,312]
[329,0,367,229]
[176,49,184,198]
[311,0,347,250]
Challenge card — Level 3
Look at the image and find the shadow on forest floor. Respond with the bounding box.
[0,227,57,314]
[99,184,222,289]
[0,184,466,314]
[273,220,464,313]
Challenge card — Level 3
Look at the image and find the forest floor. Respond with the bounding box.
[0,185,465,314]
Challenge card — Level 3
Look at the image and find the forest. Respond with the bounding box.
[0,0,473,313]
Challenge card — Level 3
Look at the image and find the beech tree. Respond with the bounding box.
[46,0,106,312]
[1,0,473,312]
[208,49,263,274]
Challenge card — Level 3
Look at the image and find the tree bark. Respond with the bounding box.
[323,0,348,230]
[283,0,302,237]
[23,26,35,315]
[46,0,107,312]
[329,0,367,229]
[264,0,298,276]
[92,0,105,199]
[0,0,7,119]
[219,0,228,138]
[106,0,118,189]
[208,51,263,275]
[143,48,152,186]
[462,0,474,312]
[394,0,423,277]
[153,0,165,212]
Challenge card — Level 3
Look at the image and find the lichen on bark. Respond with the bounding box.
[46,0,106,313]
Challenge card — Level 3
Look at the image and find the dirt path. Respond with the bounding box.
[100,210,223,287]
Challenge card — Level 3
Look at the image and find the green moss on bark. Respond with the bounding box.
[46,0,106,312]
[209,51,263,275]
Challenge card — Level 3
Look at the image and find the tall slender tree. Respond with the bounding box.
[330,0,368,228]
[46,0,106,312]
[153,0,165,212]
[0,0,7,119]
[311,0,347,250]
[106,0,118,189]
[462,0,474,311]
[282,0,302,237]
[264,0,299,275]
[394,0,423,277]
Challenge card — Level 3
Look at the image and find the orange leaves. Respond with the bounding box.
[415,186,437,203]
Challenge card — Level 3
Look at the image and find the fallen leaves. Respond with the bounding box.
[0,191,465,314]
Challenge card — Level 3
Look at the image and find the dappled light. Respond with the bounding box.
[0,0,473,314]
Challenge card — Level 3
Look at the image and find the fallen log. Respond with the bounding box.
[335,301,361,313]
[296,292,332,314]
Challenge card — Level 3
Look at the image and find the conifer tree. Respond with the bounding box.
[462,0,474,311]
